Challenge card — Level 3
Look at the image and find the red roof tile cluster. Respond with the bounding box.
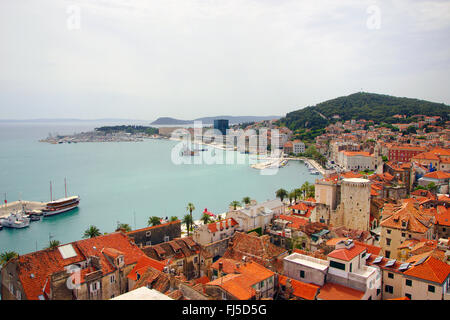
[436,206,450,227]
[423,170,450,180]
[380,201,433,234]
[207,218,238,233]
[126,220,180,236]
[403,256,450,284]
[12,232,147,300]
[206,261,274,300]
[317,282,364,300]
[277,214,308,229]
[327,243,366,262]
[278,275,320,300]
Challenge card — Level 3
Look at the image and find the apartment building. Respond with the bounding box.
[193,218,239,245]
[379,200,435,260]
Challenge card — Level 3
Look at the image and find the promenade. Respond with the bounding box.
[0,201,46,218]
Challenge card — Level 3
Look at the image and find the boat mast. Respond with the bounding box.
[50,181,52,202]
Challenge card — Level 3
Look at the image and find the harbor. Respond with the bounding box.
[0,201,46,219]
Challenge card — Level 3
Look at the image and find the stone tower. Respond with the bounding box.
[340,178,371,231]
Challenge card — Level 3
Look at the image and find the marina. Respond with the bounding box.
[0,121,320,254]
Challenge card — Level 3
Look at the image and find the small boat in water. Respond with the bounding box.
[1,211,30,229]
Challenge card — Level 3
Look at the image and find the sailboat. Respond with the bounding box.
[42,178,80,217]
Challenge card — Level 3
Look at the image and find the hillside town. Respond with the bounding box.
[2,114,450,301]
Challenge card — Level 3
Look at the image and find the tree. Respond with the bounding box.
[148,216,161,227]
[427,182,438,192]
[288,191,296,205]
[0,251,18,266]
[294,188,303,202]
[186,202,195,225]
[201,213,212,225]
[276,188,288,202]
[115,223,132,232]
[229,200,241,210]
[242,196,251,205]
[47,240,61,249]
[170,216,179,222]
[83,225,101,238]
[183,214,193,236]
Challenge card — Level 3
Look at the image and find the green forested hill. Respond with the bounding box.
[278,92,449,131]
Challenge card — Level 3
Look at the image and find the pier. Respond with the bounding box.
[0,201,46,218]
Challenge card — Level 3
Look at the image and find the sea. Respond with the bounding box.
[0,121,320,255]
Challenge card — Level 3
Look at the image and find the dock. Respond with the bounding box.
[0,201,46,218]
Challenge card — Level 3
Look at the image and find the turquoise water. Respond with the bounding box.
[0,122,319,254]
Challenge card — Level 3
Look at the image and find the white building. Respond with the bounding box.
[337,151,375,171]
[193,218,240,245]
[226,199,285,233]
[292,140,306,155]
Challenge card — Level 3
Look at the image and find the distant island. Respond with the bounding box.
[151,115,281,125]
[40,125,161,144]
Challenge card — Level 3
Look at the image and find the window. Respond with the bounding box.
[146,241,151,246]
[386,238,391,246]
[194,256,198,264]
[385,285,394,294]
[387,229,391,234]
[377,289,381,296]
[405,293,411,300]
[401,233,405,237]
[350,263,352,272]
[428,285,435,293]
[388,273,394,279]
[110,274,116,283]
[406,279,412,286]
[385,251,391,258]
[164,235,170,242]
[330,260,346,271]
[146,231,151,237]
[300,270,305,278]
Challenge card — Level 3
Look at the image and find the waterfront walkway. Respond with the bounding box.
[0,201,46,218]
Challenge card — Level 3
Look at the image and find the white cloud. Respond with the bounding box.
[0,0,449,119]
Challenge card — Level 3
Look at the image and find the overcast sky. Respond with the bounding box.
[1,0,449,120]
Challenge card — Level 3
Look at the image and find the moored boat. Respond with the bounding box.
[43,179,80,217]
[1,211,30,229]
[42,196,80,217]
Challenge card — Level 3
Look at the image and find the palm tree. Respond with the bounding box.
[301,182,311,198]
[275,188,288,202]
[288,191,296,205]
[182,214,193,236]
[294,188,303,201]
[0,251,18,266]
[186,202,195,223]
[229,200,241,210]
[201,212,212,225]
[242,196,251,205]
[83,225,101,238]
[148,216,161,227]
[115,223,132,232]
[47,240,61,249]
[170,216,179,222]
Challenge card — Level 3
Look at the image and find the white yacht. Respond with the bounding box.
[1,211,30,229]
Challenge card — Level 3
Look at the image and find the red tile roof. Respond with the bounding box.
[128,256,166,281]
[436,206,450,227]
[423,171,450,180]
[327,244,366,262]
[207,218,238,233]
[403,256,450,284]
[317,282,365,300]
[13,232,146,300]
[278,275,320,300]
[206,261,275,300]
[126,220,180,236]
[278,214,308,229]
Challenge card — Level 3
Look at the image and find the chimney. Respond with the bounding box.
[235,263,240,271]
